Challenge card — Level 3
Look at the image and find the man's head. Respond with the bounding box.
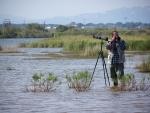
[112,31,120,40]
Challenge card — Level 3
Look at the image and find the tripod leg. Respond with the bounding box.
[89,51,101,87]
[104,60,110,86]
[102,58,107,86]
[101,53,110,86]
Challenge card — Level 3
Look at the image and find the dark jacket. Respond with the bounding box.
[106,39,126,64]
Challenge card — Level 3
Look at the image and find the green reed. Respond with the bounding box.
[65,71,91,92]
[21,34,150,57]
[26,72,58,92]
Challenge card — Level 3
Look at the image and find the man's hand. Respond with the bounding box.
[116,42,119,48]
[112,36,116,41]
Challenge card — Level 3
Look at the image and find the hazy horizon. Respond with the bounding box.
[0,0,150,18]
[0,0,150,24]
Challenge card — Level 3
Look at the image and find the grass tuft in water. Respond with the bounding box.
[111,73,150,91]
[65,71,91,92]
[26,72,58,92]
[0,45,2,51]
[136,56,150,73]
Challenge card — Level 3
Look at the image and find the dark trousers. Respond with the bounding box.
[110,63,124,86]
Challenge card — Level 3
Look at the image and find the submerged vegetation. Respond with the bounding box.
[136,56,150,73]
[26,72,58,92]
[65,71,91,92]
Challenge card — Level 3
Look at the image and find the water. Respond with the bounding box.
[0,38,47,47]
[0,38,150,113]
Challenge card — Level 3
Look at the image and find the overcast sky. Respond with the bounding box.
[0,0,150,19]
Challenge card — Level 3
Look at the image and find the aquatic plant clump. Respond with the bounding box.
[26,73,58,92]
[65,71,92,92]
[114,73,150,91]
[0,45,2,51]
[136,56,150,73]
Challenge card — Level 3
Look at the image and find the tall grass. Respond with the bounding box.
[22,34,150,57]
[122,35,150,51]
[23,35,107,57]
[126,40,150,51]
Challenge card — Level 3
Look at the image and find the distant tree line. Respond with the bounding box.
[0,23,53,38]
[77,22,150,29]
[54,24,150,37]
[0,22,150,38]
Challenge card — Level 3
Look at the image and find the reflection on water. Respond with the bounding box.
[0,38,47,47]
[0,48,150,113]
[19,48,63,54]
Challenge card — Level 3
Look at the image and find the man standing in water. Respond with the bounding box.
[106,31,126,86]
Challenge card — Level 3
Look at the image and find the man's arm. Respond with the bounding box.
[119,40,126,50]
[106,40,117,50]
[106,42,112,50]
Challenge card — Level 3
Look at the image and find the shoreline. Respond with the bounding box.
[0,47,150,59]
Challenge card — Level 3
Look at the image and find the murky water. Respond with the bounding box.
[0,47,150,113]
[0,39,150,113]
[0,38,47,47]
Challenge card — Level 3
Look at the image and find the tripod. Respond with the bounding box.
[89,40,110,87]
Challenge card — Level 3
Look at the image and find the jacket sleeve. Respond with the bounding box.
[106,40,117,50]
[119,40,126,50]
[106,42,112,50]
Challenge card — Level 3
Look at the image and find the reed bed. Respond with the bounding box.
[21,34,150,57]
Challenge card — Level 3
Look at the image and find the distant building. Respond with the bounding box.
[81,26,85,29]
[45,26,51,30]
[53,26,57,29]
[3,19,11,28]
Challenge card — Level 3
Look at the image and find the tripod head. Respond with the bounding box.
[93,34,108,41]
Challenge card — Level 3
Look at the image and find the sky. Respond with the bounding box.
[0,0,150,19]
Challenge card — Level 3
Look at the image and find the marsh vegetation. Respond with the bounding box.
[20,28,150,57]
[65,71,92,92]
[136,56,150,73]
[0,45,2,51]
[26,72,58,92]
[112,73,150,91]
